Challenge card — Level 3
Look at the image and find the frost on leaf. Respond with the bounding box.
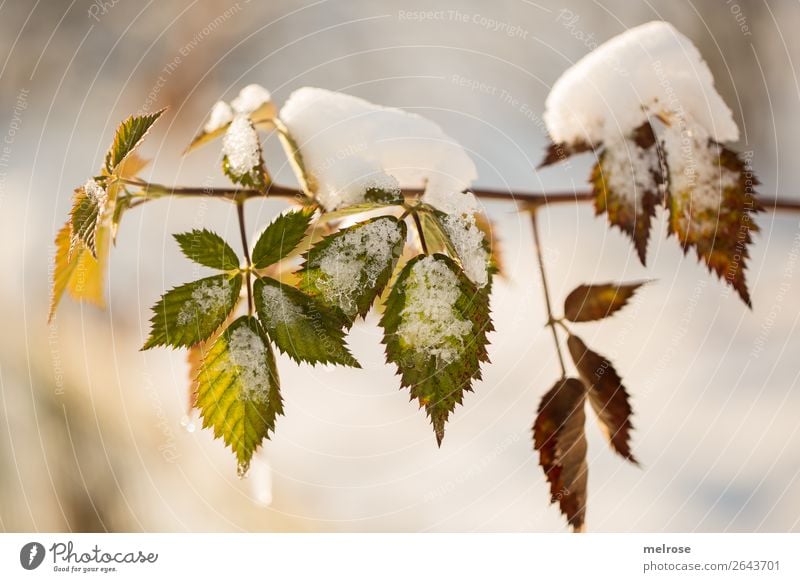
[70,179,108,258]
[300,216,406,323]
[439,213,491,288]
[563,281,647,323]
[253,276,359,367]
[195,316,282,475]
[222,115,269,189]
[533,377,588,532]
[592,123,664,264]
[143,274,241,349]
[663,121,761,306]
[567,335,637,464]
[173,229,240,271]
[381,254,492,445]
[251,207,315,270]
[279,87,477,211]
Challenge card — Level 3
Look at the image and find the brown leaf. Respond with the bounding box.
[533,377,588,531]
[567,335,637,464]
[666,141,762,307]
[538,140,593,168]
[592,123,664,265]
[563,281,647,322]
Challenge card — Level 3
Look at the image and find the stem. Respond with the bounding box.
[411,210,429,255]
[530,209,567,378]
[236,200,253,317]
[119,177,800,214]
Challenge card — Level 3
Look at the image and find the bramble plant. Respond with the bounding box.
[49,22,797,531]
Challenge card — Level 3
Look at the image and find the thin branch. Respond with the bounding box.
[119,177,800,214]
[530,209,567,379]
[236,200,253,317]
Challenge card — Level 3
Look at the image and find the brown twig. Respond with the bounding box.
[236,200,253,317]
[530,209,567,379]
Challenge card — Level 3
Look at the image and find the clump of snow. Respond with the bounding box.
[363,174,401,199]
[544,21,738,146]
[397,256,472,365]
[231,84,272,115]
[222,115,261,177]
[84,178,107,205]
[662,117,738,236]
[440,214,489,288]
[204,100,234,133]
[279,87,478,211]
[177,279,232,326]
[314,218,403,316]
[227,325,272,402]
[600,136,660,202]
[259,284,303,327]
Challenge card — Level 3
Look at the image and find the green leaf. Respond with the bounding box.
[104,109,165,174]
[253,276,360,367]
[195,316,282,475]
[364,185,403,205]
[143,274,241,349]
[173,229,240,271]
[299,216,406,324]
[381,253,492,445]
[275,118,315,195]
[251,207,315,269]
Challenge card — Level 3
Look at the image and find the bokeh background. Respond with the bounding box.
[2,0,800,532]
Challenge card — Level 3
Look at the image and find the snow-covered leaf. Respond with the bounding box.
[253,276,359,367]
[592,123,664,264]
[664,132,761,306]
[251,207,315,269]
[70,179,107,258]
[299,216,406,324]
[279,87,477,211]
[563,281,647,322]
[222,115,269,189]
[539,140,592,167]
[381,254,491,445]
[533,377,588,532]
[567,335,637,464]
[104,109,165,174]
[187,302,240,411]
[174,229,240,271]
[143,274,241,349]
[195,316,282,475]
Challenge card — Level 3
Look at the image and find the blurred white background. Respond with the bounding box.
[2,0,800,532]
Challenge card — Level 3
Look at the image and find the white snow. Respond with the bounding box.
[231,84,272,115]
[227,325,272,402]
[397,256,472,365]
[662,117,738,236]
[259,284,303,326]
[600,135,660,203]
[177,279,232,326]
[279,87,478,211]
[314,217,403,316]
[440,214,489,288]
[204,100,234,133]
[222,115,261,177]
[84,178,106,204]
[544,21,739,146]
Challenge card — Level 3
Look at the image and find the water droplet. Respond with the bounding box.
[180,414,196,433]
